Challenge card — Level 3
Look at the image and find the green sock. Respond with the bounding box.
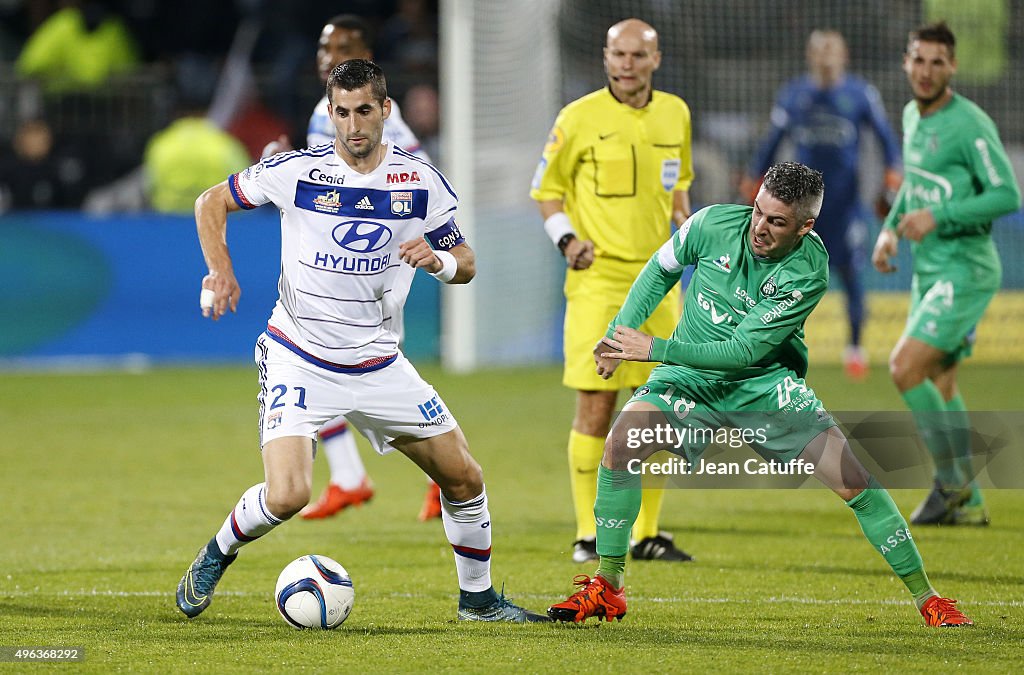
[901,570,937,609]
[946,393,984,505]
[846,477,935,604]
[596,555,627,589]
[902,381,962,487]
[593,465,641,589]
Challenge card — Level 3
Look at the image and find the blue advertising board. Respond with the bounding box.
[0,210,439,364]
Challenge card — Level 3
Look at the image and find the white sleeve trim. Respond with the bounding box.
[657,220,690,273]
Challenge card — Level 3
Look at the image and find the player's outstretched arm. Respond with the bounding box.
[195,181,243,320]
[398,239,476,284]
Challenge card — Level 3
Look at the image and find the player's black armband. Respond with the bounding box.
[557,233,576,255]
[426,217,465,250]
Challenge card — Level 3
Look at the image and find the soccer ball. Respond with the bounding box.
[275,554,355,629]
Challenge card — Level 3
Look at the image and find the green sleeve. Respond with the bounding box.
[605,214,700,337]
[882,183,908,231]
[650,271,827,369]
[604,254,680,339]
[932,120,1021,231]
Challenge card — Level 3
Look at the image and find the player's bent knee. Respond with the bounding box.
[603,427,647,471]
[602,400,660,470]
[264,483,312,520]
[888,351,923,391]
[414,430,484,501]
[441,452,484,502]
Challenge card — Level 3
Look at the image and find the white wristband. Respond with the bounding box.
[430,249,458,283]
[543,212,576,247]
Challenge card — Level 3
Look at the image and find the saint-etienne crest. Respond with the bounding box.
[760,276,778,298]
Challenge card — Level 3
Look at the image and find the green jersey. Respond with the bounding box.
[885,94,1021,278]
[608,203,829,380]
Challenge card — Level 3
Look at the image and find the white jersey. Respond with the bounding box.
[229,142,462,372]
[308,96,430,161]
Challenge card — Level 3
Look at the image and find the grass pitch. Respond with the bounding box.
[2,364,1022,672]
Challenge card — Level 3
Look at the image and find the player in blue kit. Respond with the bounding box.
[175,59,548,623]
[742,30,901,379]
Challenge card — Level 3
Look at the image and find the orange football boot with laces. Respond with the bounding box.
[920,596,973,627]
[548,574,627,623]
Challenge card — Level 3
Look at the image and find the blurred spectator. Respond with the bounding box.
[227,98,291,161]
[15,1,139,92]
[402,83,440,164]
[374,0,438,85]
[0,117,87,212]
[144,108,250,214]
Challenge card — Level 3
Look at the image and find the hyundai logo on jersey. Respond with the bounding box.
[332,221,393,253]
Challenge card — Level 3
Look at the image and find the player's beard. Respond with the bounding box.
[914,86,947,109]
[340,133,380,159]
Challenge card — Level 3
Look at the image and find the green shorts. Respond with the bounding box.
[625,366,836,464]
[906,275,997,363]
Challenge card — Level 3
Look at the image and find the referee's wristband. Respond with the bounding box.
[543,212,576,248]
[429,250,458,283]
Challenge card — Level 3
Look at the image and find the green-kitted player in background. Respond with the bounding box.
[548,162,972,628]
[872,21,1022,526]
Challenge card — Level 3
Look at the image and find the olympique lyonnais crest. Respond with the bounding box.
[391,191,413,216]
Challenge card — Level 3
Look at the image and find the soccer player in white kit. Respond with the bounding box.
[176,59,549,623]
[264,14,442,523]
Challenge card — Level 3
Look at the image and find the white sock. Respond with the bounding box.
[441,489,492,592]
[320,419,367,490]
[214,483,283,556]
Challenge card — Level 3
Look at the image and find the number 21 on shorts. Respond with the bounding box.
[267,384,308,410]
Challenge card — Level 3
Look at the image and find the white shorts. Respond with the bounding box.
[254,333,458,454]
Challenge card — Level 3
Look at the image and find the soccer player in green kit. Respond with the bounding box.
[548,162,972,628]
[873,21,1021,526]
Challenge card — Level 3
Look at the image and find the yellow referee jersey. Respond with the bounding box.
[530,87,693,263]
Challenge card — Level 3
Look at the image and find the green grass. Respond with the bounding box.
[2,364,1022,672]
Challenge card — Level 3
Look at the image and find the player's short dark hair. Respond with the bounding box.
[762,162,825,222]
[909,20,956,57]
[325,14,373,47]
[327,59,388,106]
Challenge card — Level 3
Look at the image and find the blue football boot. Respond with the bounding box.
[176,539,237,618]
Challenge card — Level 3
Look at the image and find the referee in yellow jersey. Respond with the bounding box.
[530,18,693,563]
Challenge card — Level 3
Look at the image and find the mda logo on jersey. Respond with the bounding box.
[332,220,393,253]
[386,171,420,184]
[391,191,413,216]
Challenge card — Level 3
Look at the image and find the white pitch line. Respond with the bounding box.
[2,589,1022,608]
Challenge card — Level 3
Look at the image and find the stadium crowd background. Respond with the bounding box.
[2,0,1023,367]
[0,0,441,212]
